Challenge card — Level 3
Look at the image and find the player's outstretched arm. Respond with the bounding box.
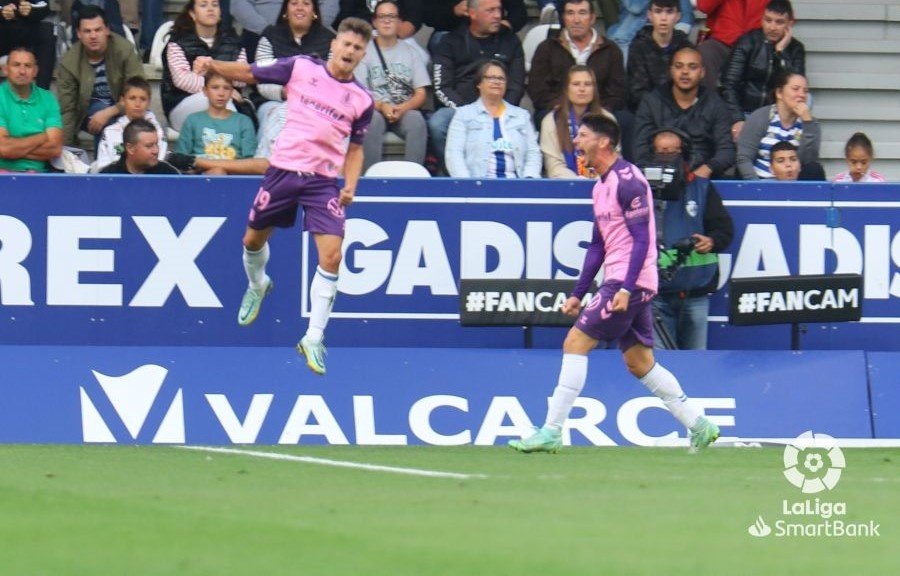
[197,57,257,85]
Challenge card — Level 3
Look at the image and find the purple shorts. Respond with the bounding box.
[575,282,655,351]
[248,167,345,236]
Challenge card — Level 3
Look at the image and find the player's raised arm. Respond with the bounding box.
[196,57,257,85]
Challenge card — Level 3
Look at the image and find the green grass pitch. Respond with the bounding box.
[0,445,897,575]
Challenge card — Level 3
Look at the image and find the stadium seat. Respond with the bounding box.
[149,20,174,70]
[364,161,431,178]
[523,24,558,73]
[122,25,138,54]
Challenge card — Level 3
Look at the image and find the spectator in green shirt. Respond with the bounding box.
[0,47,63,172]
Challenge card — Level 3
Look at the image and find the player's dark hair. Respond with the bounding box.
[123,76,152,97]
[123,119,158,147]
[845,132,875,158]
[337,16,373,43]
[581,113,620,148]
[766,0,794,19]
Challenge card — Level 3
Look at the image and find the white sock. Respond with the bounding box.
[639,363,703,430]
[305,266,338,343]
[243,243,269,290]
[544,353,588,430]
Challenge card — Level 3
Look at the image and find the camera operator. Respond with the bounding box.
[645,128,733,349]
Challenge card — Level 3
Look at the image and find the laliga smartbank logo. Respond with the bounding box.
[747,431,880,539]
[80,365,185,443]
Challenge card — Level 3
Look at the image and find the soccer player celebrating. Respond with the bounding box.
[508,114,720,453]
[195,18,375,375]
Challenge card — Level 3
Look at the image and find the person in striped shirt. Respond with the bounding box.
[735,71,820,179]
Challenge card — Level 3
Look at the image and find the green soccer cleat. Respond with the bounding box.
[508,426,562,454]
[237,278,273,326]
[689,416,720,453]
[297,336,327,375]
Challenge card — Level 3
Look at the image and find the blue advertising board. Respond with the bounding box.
[0,175,898,350]
[0,346,876,445]
[868,352,900,438]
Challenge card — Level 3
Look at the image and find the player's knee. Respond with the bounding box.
[623,346,654,377]
[562,328,595,355]
[242,231,266,252]
[318,250,342,274]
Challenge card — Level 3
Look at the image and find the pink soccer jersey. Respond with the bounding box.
[252,55,374,178]
[591,157,659,293]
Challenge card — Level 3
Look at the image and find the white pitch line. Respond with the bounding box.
[179,446,490,480]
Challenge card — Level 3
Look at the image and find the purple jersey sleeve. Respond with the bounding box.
[251,56,298,85]
[573,225,606,298]
[349,101,375,146]
[619,178,652,292]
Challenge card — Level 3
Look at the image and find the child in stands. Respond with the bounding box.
[93,76,167,171]
[833,132,886,183]
[176,72,257,174]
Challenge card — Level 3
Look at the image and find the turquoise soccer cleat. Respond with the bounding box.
[297,336,327,375]
[508,426,563,454]
[689,416,720,453]
[237,278,273,326]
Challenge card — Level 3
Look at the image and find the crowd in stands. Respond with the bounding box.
[0,0,890,183]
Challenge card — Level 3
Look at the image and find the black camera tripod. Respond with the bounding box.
[653,311,678,350]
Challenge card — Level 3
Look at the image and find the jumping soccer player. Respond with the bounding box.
[508,113,720,453]
[195,17,374,375]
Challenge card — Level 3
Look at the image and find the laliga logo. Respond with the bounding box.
[783,431,845,493]
[80,365,184,443]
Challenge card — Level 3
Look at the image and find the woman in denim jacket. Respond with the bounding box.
[445,60,542,179]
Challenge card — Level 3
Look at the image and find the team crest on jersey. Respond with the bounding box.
[309,77,319,87]
[686,200,698,218]
[342,92,352,105]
